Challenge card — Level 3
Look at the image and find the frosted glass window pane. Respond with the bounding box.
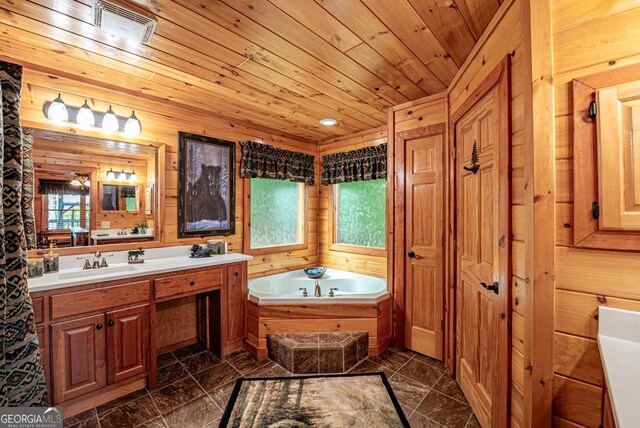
[250,178,303,248]
[336,179,386,248]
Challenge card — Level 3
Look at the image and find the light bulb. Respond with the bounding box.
[70,178,81,186]
[47,94,68,124]
[118,170,127,182]
[129,171,137,182]
[76,99,95,129]
[102,105,119,134]
[106,169,115,180]
[319,118,337,126]
[124,111,141,136]
[83,179,90,188]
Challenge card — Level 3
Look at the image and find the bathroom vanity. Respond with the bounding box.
[28,246,251,417]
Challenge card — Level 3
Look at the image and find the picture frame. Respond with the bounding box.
[178,132,235,238]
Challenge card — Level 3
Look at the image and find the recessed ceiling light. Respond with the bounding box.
[319,118,337,126]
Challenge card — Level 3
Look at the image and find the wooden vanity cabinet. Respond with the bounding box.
[51,313,107,403]
[225,263,247,348]
[106,304,150,384]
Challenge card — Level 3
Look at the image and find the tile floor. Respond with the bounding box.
[64,345,479,428]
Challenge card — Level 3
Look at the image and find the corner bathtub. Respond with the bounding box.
[246,268,392,359]
[248,268,388,304]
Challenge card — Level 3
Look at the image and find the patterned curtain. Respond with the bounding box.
[321,144,387,185]
[37,179,85,196]
[0,61,47,406]
[21,132,36,250]
[240,141,315,185]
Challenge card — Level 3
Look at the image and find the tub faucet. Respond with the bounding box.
[314,281,322,297]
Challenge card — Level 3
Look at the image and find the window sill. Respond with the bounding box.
[246,242,308,256]
[329,243,386,257]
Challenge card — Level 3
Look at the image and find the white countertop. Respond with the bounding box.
[28,245,252,293]
[91,229,154,241]
[598,306,640,428]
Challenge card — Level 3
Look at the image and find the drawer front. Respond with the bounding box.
[32,296,45,324]
[154,268,223,299]
[50,281,150,320]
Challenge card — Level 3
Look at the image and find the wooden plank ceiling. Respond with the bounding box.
[0,0,502,141]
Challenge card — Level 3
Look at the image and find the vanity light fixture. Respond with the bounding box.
[319,118,337,126]
[124,111,141,136]
[76,99,95,129]
[102,105,119,134]
[118,169,127,182]
[106,168,116,180]
[44,96,143,135]
[46,94,69,124]
[128,170,138,182]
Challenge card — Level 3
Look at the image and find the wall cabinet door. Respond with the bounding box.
[51,314,106,404]
[226,263,247,345]
[106,304,149,384]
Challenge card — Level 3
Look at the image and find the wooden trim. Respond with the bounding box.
[572,63,640,251]
[242,177,309,255]
[387,108,396,341]
[326,184,386,258]
[390,92,447,112]
[450,56,512,428]
[392,122,447,351]
[444,94,456,373]
[320,125,388,146]
[522,0,555,425]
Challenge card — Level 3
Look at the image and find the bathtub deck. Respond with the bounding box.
[267,332,369,374]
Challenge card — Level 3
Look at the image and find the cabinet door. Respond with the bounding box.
[106,304,149,384]
[226,263,247,345]
[51,314,106,404]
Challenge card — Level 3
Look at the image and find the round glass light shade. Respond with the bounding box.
[106,169,116,180]
[129,171,137,182]
[124,111,141,136]
[319,118,337,126]
[83,179,90,187]
[118,170,127,181]
[76,100,95,128]
[102,106,119,134]
[70,178,81,186]
[47,94,69,124]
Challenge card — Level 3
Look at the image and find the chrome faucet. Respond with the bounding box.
[92,251,101,269]
[314,280,322,297]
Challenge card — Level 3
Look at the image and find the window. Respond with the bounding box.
[248,178,306,251]
[46,193,89,230]
[332,179,386,251]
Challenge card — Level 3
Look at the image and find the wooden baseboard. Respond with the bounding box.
[61,376,147,418]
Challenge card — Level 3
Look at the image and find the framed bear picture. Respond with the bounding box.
[178,132,235,238]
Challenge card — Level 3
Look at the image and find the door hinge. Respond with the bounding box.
[592,201,600,220]
[588,101,597,119]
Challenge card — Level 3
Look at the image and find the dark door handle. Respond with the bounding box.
[96,324,103,330]
[108,320,115,327]
[480,282,499,294]
[408,251,416,258]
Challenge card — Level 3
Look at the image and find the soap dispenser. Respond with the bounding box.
[43,242,59,274]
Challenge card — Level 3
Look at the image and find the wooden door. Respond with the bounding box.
[51,313,106,403]
[106,304,149,384]
[404,133,445,359]
[455,84,510,427]
[226,263,247,346]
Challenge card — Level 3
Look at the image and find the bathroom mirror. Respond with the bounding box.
[28,129,164,253]
[99,184,141,212]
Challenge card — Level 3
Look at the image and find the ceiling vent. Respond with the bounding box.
[92,0,157,44]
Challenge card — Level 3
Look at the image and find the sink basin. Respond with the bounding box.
[58,264,140,280]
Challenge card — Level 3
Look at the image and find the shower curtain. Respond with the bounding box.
[0,61,47,406]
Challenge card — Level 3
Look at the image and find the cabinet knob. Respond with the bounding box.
[189,280,195,286]
[96,324,103,330]
[108,320,115,327]
[234,272,239,277]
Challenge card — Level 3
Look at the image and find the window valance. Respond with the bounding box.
[321,144,387,185]
[240,141,315,185]
[38,179,85,195]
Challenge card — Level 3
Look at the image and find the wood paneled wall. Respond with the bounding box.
[19,68,318,279]
[446,0,527,426]
[318,127,387,278]
[551,1,640,427]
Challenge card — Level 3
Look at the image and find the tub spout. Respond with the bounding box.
[314,280,322,297]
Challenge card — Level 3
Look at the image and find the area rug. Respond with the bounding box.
[219,372,409,427]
